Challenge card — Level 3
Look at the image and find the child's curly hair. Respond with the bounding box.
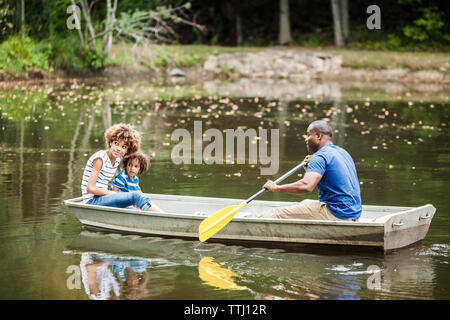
[104,123,141,156]
[123,152,150,175]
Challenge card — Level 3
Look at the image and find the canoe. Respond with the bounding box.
[64,193,436,252]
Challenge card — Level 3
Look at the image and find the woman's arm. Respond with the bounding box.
[86,158,116,196]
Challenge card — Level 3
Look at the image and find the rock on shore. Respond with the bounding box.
[202,49,450,84]
[204,49,342,81]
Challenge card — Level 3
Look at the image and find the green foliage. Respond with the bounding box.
[48,0,76,37]
[46,34,85,70]
[0,34,52,77]
[0,0,14,40]
[174,52,201,67]
[403,5,445,41]
[153,48,171,68]
[387,34,402,50]
[152,48,202,69]
[293,28,332,47]
[85,49,104,70]
[0,0,448,78]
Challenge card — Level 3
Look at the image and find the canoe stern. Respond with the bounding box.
[382,204,436,251]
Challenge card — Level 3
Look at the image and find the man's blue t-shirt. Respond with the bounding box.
[305,144,362,220]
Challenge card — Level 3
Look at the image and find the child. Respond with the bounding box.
[81,123,162,212]
[111,152,150,193]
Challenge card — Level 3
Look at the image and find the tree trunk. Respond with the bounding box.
[71,0,85,48]
[20,0,25,31]
[235,0,243,46]
[331,0,344,47]
[79,0,97,52]
[278,0,291,45]
[102,0,117,60]
[341,0,349,40]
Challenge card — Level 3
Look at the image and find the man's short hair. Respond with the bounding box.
[309,120,333,138]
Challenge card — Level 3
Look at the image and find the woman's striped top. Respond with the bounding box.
[81,150,121,203]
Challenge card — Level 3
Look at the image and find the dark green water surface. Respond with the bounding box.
[0,79,448,299]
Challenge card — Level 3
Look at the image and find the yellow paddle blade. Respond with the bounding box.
[198,257,246,290]
[198,202,247,242]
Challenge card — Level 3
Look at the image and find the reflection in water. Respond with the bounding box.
[102,96,112,131]
[80,253,148,300]
[198,257,246,291]
[80,254,119,300]
[66,231,251,300]
[64,230,441,300]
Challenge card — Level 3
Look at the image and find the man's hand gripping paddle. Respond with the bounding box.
[198,155,311,242]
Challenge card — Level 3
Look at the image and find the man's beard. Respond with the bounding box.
[307,142,319,154]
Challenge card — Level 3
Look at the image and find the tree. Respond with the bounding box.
[0,0,14,39]
[331,0,349,47]
[102,0,117,61]
[341,0,349,40]
[71,1,204,68]
[20,0,24,31]
[113,3,205,44]
[235,0,243,46]
[278,0,291,45]
[77,0,97,53]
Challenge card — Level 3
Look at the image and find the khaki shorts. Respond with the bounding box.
[258,199,345,221]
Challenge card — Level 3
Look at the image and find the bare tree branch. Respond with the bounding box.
[79,0,97,52]
[73,1,206,68]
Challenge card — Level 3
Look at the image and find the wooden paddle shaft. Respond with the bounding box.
[246,161,307,204]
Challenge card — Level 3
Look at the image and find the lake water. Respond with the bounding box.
[0,78,448,300]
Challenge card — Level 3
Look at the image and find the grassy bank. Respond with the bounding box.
[106,44,450,72]
[106,44,262,69]
[1,40,449,80]
[97,44,450,78]
[323,48,450,73]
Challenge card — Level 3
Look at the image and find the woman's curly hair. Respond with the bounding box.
[104,123,141,156]
[123,152,150,174]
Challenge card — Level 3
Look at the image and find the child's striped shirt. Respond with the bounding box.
[111,170,140,192]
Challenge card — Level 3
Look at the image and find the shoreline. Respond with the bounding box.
[2,62,450,85]
[1,46,449,103]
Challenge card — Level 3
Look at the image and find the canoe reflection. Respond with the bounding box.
[64,230,437,300]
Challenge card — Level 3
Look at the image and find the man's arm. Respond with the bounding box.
[263,171,322,195]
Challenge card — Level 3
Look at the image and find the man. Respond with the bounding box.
[259,120,362,221]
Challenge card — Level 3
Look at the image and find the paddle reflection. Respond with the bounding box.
[198,257,246,291]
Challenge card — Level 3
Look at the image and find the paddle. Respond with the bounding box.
[198,155,310,242]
